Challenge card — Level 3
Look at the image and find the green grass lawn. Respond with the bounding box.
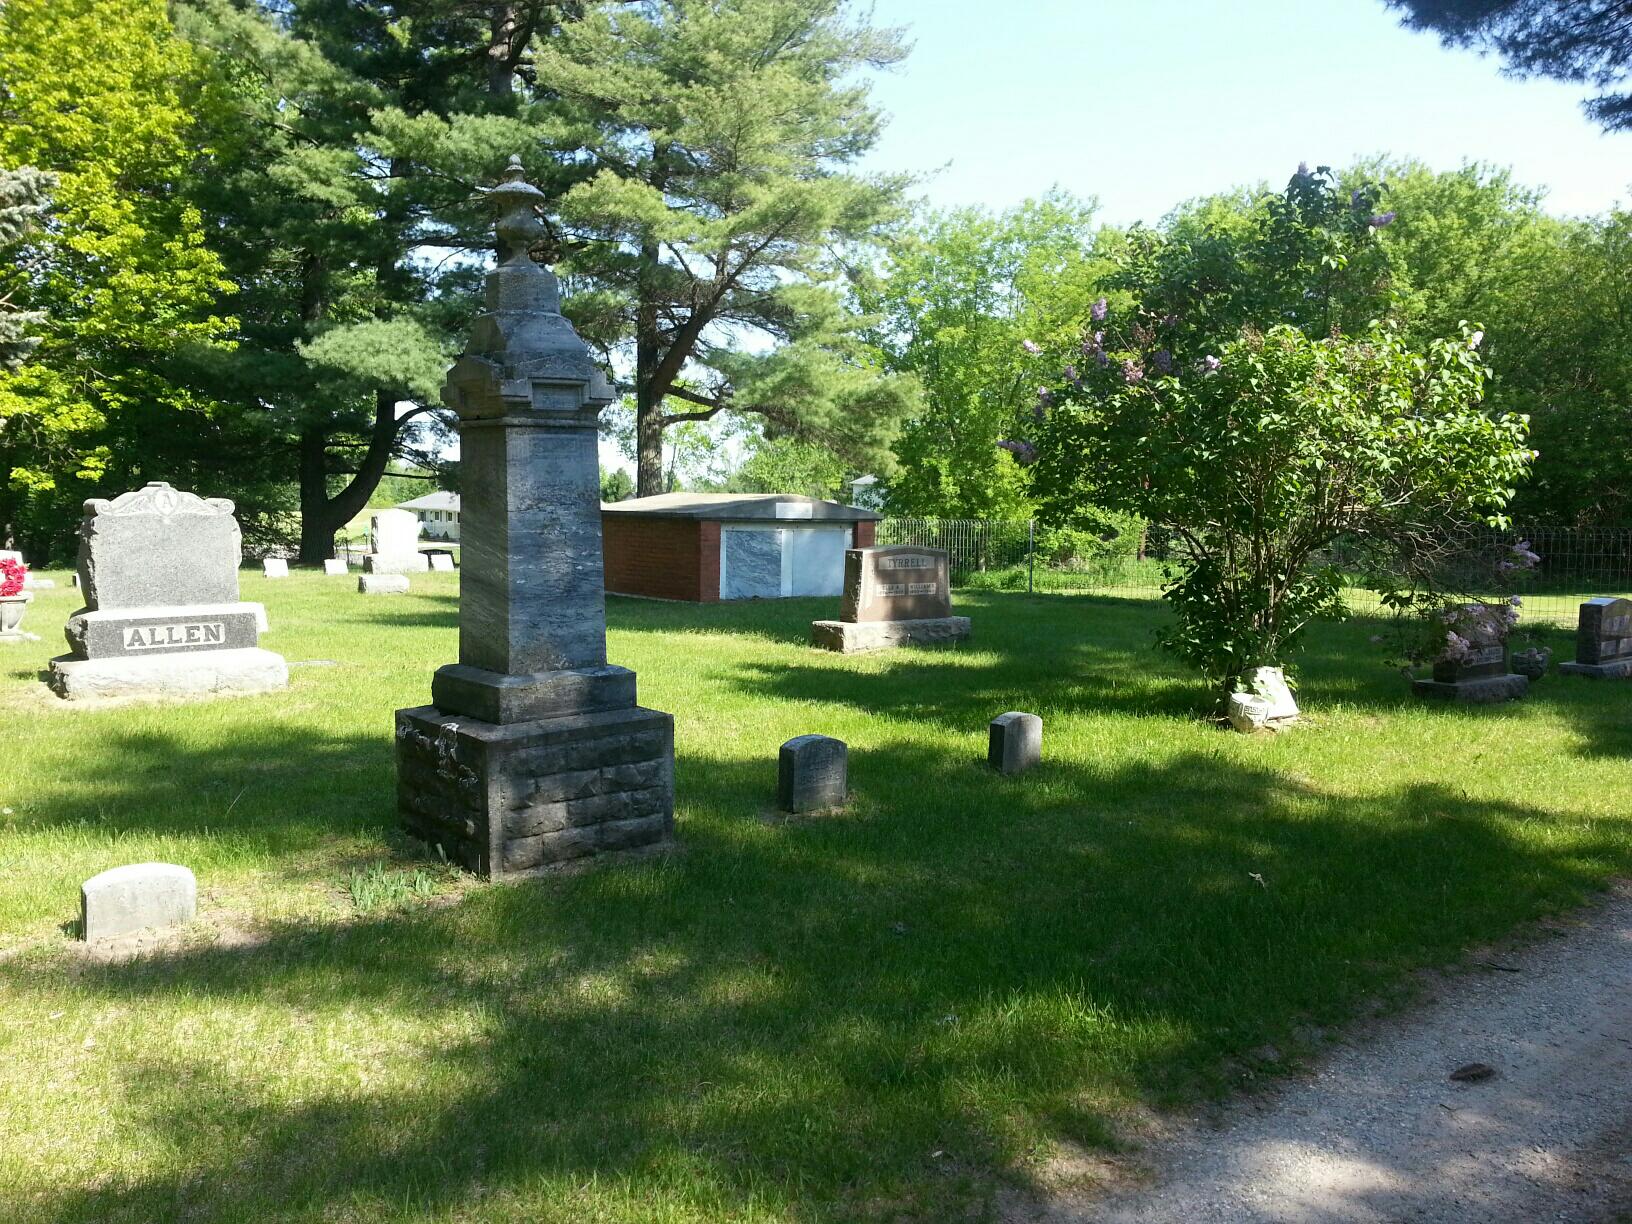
[2,571,1630,1222]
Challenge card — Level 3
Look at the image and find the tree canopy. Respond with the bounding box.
[1386,0,1632,130]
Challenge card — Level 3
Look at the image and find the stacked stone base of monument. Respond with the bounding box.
[50,601,287,700]
[811,615,971,653]
[396,696,673,878]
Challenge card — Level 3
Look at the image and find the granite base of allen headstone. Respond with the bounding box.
[395,158,673,879]
[1412,608,1527,703]
[812,546,971,653]
[363,509,429,574]
[47,482,288,701]
[1559,597,1632,678]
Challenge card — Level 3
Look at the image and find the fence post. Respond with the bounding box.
[1027,519,1035,595]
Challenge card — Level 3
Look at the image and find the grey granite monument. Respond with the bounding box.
[1559,597,1632,679]
[396,158,674,877]
[48,482,288,700]
[811,545,971,653]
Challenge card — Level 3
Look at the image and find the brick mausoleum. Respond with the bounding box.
[602,493,879,603]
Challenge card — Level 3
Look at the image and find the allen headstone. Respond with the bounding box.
[48,482,288,700]
[1559,597,1632,679]
[395,158,674,878]
[812,545,971,653]
[363,509,429,574]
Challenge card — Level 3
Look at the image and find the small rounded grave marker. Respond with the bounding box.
[988,711,1042,775]
[81,863,196,942]
[778,734,848,813]
[359,574,410,596]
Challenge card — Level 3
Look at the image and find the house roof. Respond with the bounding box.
[396,492,460,511]
[600,493,881,522]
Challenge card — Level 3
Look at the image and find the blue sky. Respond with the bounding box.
[859,0,1631,225]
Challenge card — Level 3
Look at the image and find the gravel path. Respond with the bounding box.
[1035,884,1632,1224]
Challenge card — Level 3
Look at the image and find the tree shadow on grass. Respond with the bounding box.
[15,730,1629,1223]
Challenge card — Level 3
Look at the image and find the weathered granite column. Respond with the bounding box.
[396,158,675,877]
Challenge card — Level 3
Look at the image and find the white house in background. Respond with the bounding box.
[847,474,885,510]
[397,491,461,541]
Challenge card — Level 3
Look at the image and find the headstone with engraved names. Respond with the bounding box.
[47,482,288,700]
[811,545,970,653]
[363,509,429,574]
[1556,597,1632,679]
[1412,602,1527,703]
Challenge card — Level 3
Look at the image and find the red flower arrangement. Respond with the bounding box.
[0,557,26,598]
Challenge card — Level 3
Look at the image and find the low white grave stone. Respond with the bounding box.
[262,558,289,579]
[81,863,196,941]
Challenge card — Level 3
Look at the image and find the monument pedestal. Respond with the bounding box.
[1411,673,1528,703]
[363,552,429,575]
[1559,658,1632,679]
[49,646,289,701]
[811,615,971,654]
[396,702,673,877]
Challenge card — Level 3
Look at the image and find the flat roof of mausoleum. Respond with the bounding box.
[600,493,880,523]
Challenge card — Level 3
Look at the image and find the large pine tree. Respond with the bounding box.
[1386,1,1632,130]
[537,0,918,495]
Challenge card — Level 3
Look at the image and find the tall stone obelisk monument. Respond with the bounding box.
[396,158,675,876]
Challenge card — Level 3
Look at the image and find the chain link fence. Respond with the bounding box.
[878,518,1632,628]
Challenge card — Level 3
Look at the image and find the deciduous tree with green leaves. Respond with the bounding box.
[0,0,236,555]
[858,193,1110,520]
[1025,169,1535,701]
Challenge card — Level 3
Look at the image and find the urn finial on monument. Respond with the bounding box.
[444,155,610,417]
[396,157,676,879]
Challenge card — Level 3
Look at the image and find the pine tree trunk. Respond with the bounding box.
[297,427,336,564]
[634,234,664,496]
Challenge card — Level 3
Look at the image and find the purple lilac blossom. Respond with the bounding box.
[1021,339,1042,355]
[1153,349,1173,374]
[1063,364,1080,385]
[1442,631,1473,664]
[996,439,1037,465]
[1121,359,1144,385]
[1368,211,1397,228]
[1202,354,1222,373]
[1091,297,1108,322]
[1161,313,1178,328]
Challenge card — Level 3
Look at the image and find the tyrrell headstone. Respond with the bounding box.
[1412,603,1527,703]
[396,158,674,877]
[48,483,288,700]
[1559,597,1632,679]
[363,509,428,574]
[812,545,971,653]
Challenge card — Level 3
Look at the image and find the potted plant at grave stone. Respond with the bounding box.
[0,556,32,639]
